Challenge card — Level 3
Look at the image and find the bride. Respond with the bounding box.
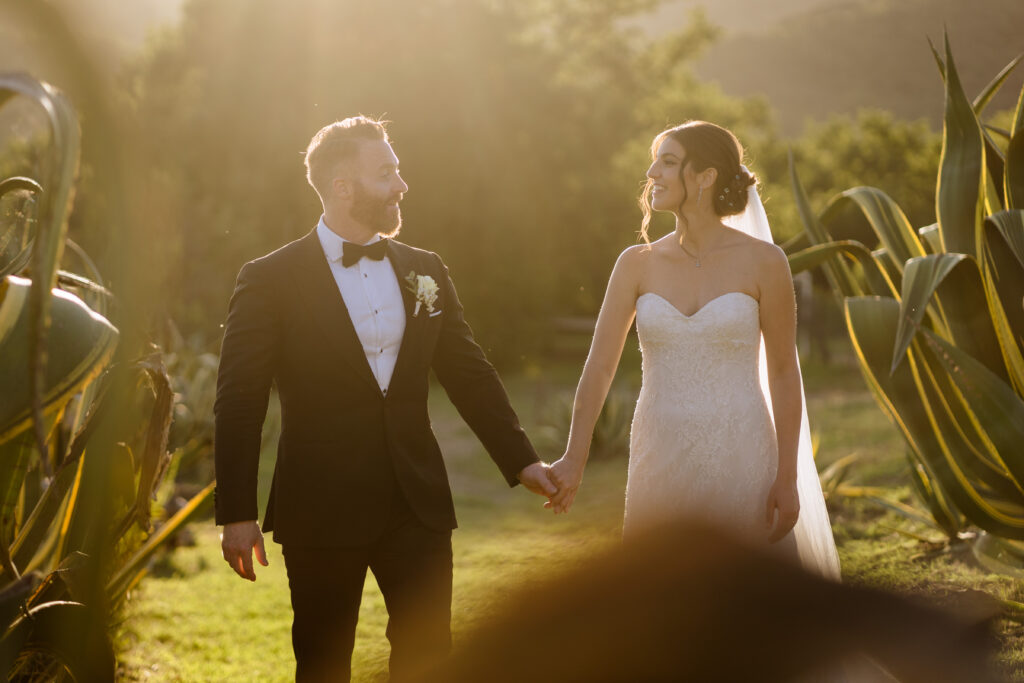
[548,120,840,579]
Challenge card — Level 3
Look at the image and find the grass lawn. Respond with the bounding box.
[117,344,1024,681]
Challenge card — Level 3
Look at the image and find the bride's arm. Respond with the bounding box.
[758,243,803,542]
[547,247,643,513]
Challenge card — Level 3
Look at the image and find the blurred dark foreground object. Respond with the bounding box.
[418,519,1002,683]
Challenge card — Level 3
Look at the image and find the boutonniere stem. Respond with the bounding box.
[404,272,439,317]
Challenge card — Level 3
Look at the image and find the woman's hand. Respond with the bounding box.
[765,477,800,543]
[545,454,587,514]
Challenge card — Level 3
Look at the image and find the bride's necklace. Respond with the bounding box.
[678,232,724,268]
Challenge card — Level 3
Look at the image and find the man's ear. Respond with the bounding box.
[332,175,352,201]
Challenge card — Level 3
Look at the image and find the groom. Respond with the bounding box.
[214,116,556,682]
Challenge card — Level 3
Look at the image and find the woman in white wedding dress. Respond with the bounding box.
[548,121,841,580]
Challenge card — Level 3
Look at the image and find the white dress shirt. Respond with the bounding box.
[316,217,406,394]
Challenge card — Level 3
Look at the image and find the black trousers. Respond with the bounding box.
[282,493,453,683]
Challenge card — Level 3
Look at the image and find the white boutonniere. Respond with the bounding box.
[404,271,439,317]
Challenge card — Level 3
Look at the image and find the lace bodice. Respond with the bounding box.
[634,291,765,414]
[624,291,779,542]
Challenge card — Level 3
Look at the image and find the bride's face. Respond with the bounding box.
[646,137,689,212]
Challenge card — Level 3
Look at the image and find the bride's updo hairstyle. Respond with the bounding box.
[640,120,757,245]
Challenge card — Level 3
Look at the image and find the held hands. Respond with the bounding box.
[221,520,269,581]
[544,454,586,514]
[517,461,559,499]
[765,477,800,543]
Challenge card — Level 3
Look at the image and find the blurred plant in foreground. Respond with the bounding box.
[0,73,212,680]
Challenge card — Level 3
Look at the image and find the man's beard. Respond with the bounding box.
[350,181,402,237]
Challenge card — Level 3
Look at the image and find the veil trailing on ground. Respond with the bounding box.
[723,169,842,581]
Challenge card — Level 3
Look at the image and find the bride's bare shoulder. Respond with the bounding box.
[724,228,784,263]
[617,241,660,265]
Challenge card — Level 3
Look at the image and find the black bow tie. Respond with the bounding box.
[341,239,388,268]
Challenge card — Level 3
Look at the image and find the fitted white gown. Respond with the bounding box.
[624,290,841,579]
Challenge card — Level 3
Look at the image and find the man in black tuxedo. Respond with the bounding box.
[214,116,557,682]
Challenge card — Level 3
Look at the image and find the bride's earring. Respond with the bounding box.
[697,186,703,206]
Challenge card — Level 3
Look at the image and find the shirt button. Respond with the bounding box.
[374,310,379,314]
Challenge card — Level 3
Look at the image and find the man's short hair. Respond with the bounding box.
[304,116,389,201]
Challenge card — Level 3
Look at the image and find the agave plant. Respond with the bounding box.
[0,73,214,680]
[787,35,1024,546]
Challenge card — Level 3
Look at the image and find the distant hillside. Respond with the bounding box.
[674,0,1024,133]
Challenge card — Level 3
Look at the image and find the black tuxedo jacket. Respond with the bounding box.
[213,229,539,546]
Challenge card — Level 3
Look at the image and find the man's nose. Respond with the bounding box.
[395,173,409,194]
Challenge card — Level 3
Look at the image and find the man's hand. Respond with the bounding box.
[517,462,558,499]
[221,520,269,581]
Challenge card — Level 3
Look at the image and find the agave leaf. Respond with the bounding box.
[1007,128,1024,210]
[983,131,1007,213]
[818,192,878,248]
[780,230,810,255]
[927,35,945,81]
[1013,74,1024,138]
[986,210,1024,271]
[0,249,31,282]
[0,432,36,576]
[973,532,1024,576]
[846,296,1024,538]
[891,254,966,372]
[0,75,81,476]
[891,254,1006,383]
[134,358,174,521]
[906,453,964,537]
[910,332,1024,501]
[0,276,118,445]
[823,187,927,270]
[0,572,40,637]
[872,248,904,294]
[107,358,174,544]
[55,270,113,300]
[788,240,894,296]
[106,481,214,601]
[919,327,1024,488]
[909,334,1024,535]
[973,53,1024,115]
[848,491,943,531]
[936,34,985,258]
[0,600,115,682]
[986,125,1013,143]
[816,452,861,493]
[0,177,40,281]
[10,368,113,571]
[0,177,41,200]
[788,153,863,297]
[978,213,1024,394]
[982,211,1024,365]
[918,223,941,254]
[61,239,109,317]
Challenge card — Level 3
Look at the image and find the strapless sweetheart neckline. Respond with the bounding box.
[637,290,757,319]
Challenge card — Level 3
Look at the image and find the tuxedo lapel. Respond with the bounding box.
[386,240,424,389]
[292,230,381,394]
